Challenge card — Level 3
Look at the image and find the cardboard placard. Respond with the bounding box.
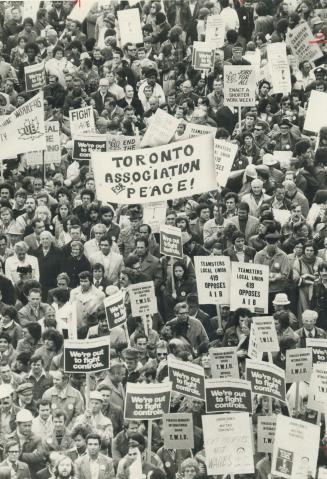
[312,363,327,404]
[168,358,205,400]
[205,15,225,48]
[141,109,179,147]
[124,382,171,420]
[117,8,143,45]
[214,139,238,187]
[64,337,110,373]
[205,378,252,414]
[287,22,323,63]
[129,281,157,317]
[69,106,95,136]
[192,42,215,71]
[194,256,230,305]
[246,359,286,403]
[184,122,216,139]
[272,415,320,479]
[24,121,61,166]
[103,291,127,330]
[267,43,291,95]
[224,65,256,107]
[159,224,183,259]
[257,416,277,453]
[163,413,194,449]
[202,413,254,476]
[25,62,46,92]
[107,134,139,151]
[304,90,327,133]
[306,338,327,363]
[248,323,263,361]
[285,348,312,383]
[142,201,167,234]
[252,316,279,353]
[230,262,269,314]
[73,135,107,160]
[209,347,239,379]
[91,134,217,204]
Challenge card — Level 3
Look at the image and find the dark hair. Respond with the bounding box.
[0,332,10,344]
[37,399,51,409]
[2,306,17,321]
[136,236,149,248]
[238,201,250,213]
[233,308,252,326]
[86,433,101,445]
[53,409,67,420]
[304,240,318,255]
[30,354,44,365]
[42,329,63,353]
[79,271,92,281]
[22,323,41,345]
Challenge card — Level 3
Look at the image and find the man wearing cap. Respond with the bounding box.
[74,391,113,452]
[122,348,141,384]
[262,153,284,186]
[296,309,326,348]
[75,432,115,479]
[255,231,290,312]
[273,293,298,329]
[96,384,123,437]
[15,382,38,417]
[7,409,46,477]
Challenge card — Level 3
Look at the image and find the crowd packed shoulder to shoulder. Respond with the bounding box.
[0,0,327,479]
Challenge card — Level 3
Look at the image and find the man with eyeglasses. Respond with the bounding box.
[0,440,31,478]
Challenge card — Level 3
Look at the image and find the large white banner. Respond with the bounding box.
[92,134,217,204]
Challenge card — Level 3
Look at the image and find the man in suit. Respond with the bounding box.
[23,219,45,252]
[7,409,45,477]
[75,432,115,479]
[18,288,48,327]
[90,236,124,286]
[225,201,259,243]
[118,84,144,118]
[296,309,326,348]
[224,231,256,263]
[0,440,31,478]
[135,237,162,282]
[48,0,67,33]
[91,78,115,114]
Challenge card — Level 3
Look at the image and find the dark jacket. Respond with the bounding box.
[223,246,256,263]
[118,97,144,117]
[34,246,63,300]
[90,90,115,114]
[7,431,46,477]
[61,254,91,288]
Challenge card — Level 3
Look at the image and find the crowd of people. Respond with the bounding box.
[0,0,326,478]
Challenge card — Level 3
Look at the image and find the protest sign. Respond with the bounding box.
[124,382,171,420]
[312,363,327,404]
[129,281,157,316]
[214,139,238,187]
[304,90,327,133]
[25,121,61,166]
[68,0,94,22]
[23,1,41,22]
[64,337,110,373]
[230,262,269,314]
[272,415,320,479]
[205,378,252,414]
[205,15,225,48]
[184,122,216,138]
[224,65,256,107]
[168,358,205,400]
[273,208,291,226]
[163,413,194,449]
[248,322,263,361]
[159,224,182,259]
[287,22,323,63]
[209,347,239,379]
[252,316,279,352]
[257,416,276,453]
[92,134,217,204]
[285,348,312,383]
[192,42,215,70]
[306,338,327,363]
[73,135,107,160]
[141,109,179,147]
[142,201,167,234]
[117,8,143,45]
[0,91,46,159]
[246,359,286,402]
[194,256,230,304]
[69,106,95,136]
[267,43,291,95]
[103,291,126,330]
[107,134,140,151]
[202,413,254,476]
[24,62,45,92]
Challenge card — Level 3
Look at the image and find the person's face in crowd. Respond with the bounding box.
[24,21,33,33]
[16,245,26,261]
[70,227,81,241]
[294,243,304,257]
[0,390,12,411]
[0,336,9,353]
[280,123,290,136]
[147,75,157,87]
[275,187,285,201]
[157,347,168,362]
[18,421,32,437]
[213,80,223,94]
[200,207,210,221]
[98,315,108,333]
[304,245,315,259]
[80,278,91,292]
[0,188,10,201]
[128,446,139,463]
[71,243,81,257]
[86,438,100,457]
[112,52,121,66]
[252,183,262,196]
[101,211,113,225]
[5,80,14,93]
[320,266,327,282]
[119,272,130,288]
[90,398,102,414]
[31,359,43,377]
[266,237,278,255]
[125,355,138,371]
[93,48,102,60]
[94,227,105,242]
[200,353,210,369]
[239,316,250,332]
[37,210,49,223]
[57,277,68,289]
[238,208,248,221]
[225,197,236,212]
[176,218,187,231]
[126,421,139,437]
[53,416,65,432]
[19,388,33,405]
[59,204,69,219]
[303,314,315,331]
[39,403,51,421]
[260,83,270,96]
[0,364,12,385]
[12,9,21,21]
[6,444,20,463]
[138,49,146,60]
[177,305,189,323]
[81,194,92,207]
[25,197,36,213]
[167,94,176,107]
[74,433,86,451]
[29,290,41,308]
[244,134,253,147]
[136,240,147,258]
[15,193,26,208]
[174,265,184,280]
[191,398,203,413]
[291,205,302,220]
[26,47,37,62]
[0,209,11,224]
[149,97,159,112]
[100,239,110,256]
[40,234,51,250]
[57,457,73,478]
[127,45,137,59]
[136,336,147,351]
[245,115,254,129]
[93,267,103,281]
[234,237,245,251]
[100,388,111,406]
[110,365,125,384]
[0,237,7,256]
[89,210,98,222]
[138,226,150,239]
